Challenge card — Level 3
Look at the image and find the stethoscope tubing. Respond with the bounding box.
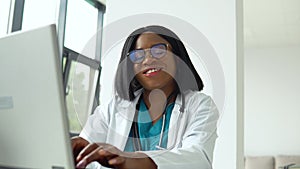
[133,91,185,151]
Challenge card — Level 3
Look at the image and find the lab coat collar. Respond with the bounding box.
[114,88,184,122]
[116,88,183,106]
[112,89,185,150]
[133,88,184,108]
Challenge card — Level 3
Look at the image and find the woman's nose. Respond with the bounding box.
[142,50,155,64]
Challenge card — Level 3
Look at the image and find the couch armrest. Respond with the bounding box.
[245,156,274,169]
[275,155,300,169]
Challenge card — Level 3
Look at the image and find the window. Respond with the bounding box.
[1,0,106,134]
[64,0,98,58]
[61,0,105,133]
[63,48,100,133]
[22,0,58,31]
[65,59,99,132]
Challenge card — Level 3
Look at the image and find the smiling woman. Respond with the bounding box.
[133,33,176,97]
[72,25,219,169]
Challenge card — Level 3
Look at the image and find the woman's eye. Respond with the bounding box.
[135,52,144,59]
[152,49,165,56]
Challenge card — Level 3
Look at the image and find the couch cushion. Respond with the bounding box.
[275,155,300,169]
[245,156,274,169]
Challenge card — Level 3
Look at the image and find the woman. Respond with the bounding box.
[72,25,219,169]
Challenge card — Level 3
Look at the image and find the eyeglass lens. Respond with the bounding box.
[129,43,167,63]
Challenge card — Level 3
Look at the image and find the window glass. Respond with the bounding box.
[64,0,98,59]
[0,0,11,36]
[22,0,59,30]
[66,61,99,133]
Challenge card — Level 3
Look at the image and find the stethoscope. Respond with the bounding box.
[132,90,185,151]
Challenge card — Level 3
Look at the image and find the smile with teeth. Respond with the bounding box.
[143,68,162,76]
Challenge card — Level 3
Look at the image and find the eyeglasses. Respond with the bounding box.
[128,43,169,64]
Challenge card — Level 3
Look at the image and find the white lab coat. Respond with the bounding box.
[80,89,219,169]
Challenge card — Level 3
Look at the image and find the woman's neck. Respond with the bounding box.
[142,83,177,124]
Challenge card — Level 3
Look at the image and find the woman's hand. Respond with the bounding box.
[71,136,89,163]
[75,143,121,168]
[74,142,157,169]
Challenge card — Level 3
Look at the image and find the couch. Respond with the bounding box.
[245,155,300,169]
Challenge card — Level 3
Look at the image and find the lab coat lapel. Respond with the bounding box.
[113,104,135,150]
[107,92,142,151]
[167,92,185,149]
[108,91,185,150]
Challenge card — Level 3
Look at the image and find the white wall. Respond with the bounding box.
[100,0,243,168]
[0,0,11,36]
[245,46,300,156]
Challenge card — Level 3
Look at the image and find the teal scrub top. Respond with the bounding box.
[124,98,174,152]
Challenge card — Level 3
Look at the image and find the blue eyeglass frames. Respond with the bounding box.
[127,43,169,64]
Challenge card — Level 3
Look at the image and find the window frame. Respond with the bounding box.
[9,0,25,33]
[7,0,106,135]
[58,0,105,134]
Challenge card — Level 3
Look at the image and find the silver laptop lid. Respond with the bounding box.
[0,24,74,169]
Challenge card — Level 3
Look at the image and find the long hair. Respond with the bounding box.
[114,25,204,101]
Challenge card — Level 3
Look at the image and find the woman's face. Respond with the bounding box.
[133,32,177,92]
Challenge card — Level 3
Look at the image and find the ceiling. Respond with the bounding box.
[244,0,300,48]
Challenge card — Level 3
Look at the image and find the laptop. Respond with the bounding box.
[0,24,75,169]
